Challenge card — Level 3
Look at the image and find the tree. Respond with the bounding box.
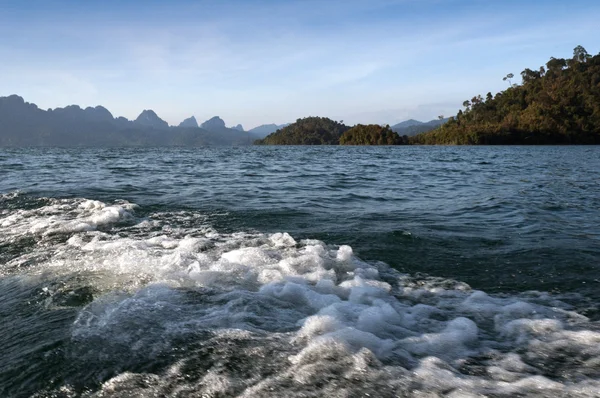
[521,68,540,84]
[546,57,567,73]
[471,95,483,105]
[573,45,590,63]
[503,73,514,86]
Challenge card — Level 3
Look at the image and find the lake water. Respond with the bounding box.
[1,146,599,397]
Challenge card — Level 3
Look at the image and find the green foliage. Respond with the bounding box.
[339,124,406,145]
[254,117,349,145]
[411,46,600,145]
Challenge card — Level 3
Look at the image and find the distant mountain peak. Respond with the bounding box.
[135,109,169,129]
[391,117,449,136]
[393,119,423,129]
[201,116,226,131]
[0,94,39,113]
[4,94,25,104]
[232,124,244,131]
[247,123,290,138]
[84,105,114,121]
[179,116,198,128]
[51,105,86,120]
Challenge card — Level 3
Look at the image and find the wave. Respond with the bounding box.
[1,195,599,397]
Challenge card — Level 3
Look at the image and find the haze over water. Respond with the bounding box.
[1,146,600,397]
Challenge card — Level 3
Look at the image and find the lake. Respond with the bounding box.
[1,146,599,397]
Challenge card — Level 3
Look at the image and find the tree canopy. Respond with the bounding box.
[411,46,600,145]
[254,117,350,145]
[340,124,406,145]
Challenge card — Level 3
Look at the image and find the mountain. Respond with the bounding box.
[198,117,264,143]
[84,106,114,122]
[391,119,423,129]
[411,45,600,144]
[50,105,115,124]
[178,116,198,128]
[201,116,226,131]
[255,117,349,145]
[50,105,85,121]
[0,95,254,147]
[247,123,290,138]
[134,110,169,129]
[391,118,449,136]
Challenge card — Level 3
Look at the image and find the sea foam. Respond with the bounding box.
[1,196,600,397]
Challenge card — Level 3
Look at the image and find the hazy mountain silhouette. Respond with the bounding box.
[83,106,114,122]
[247,123,290,138]
[391,119,422,129]
[232,124,244,131]
[201,116,226,131]
[178,116,198,128]
[134,110,169,129]
[0,95,255,147]
[391,118,449,136]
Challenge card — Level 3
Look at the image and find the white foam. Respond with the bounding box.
[2,197,600,397]
[0,198,135,238]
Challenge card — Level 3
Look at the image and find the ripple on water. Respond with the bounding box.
[0,147,599,396]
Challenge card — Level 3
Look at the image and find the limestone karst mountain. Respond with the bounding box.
[0,95,254,146]
[200,116,226,131]
[134,109,169,129]
[178,116,199,128]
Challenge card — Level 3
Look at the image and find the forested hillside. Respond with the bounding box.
[254,117,349,145]
[340,124,406,145]
[411,46,600,144]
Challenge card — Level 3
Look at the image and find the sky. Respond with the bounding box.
[1,0,599,129]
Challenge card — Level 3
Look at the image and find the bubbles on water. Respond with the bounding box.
[2,196,600,397]
[0,197,135,240]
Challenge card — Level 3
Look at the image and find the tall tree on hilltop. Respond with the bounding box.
[573,45,590,63]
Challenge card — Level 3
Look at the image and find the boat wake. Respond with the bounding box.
[1,194,599,397]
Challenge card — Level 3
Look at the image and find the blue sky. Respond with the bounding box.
[1,0,599,129]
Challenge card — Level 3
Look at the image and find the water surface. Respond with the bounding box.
[1,146,599,397]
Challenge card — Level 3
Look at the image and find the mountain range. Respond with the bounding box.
[0,95,260,147]
[0,94,447,146]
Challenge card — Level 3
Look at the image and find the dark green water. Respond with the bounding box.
[1,146,599,397]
